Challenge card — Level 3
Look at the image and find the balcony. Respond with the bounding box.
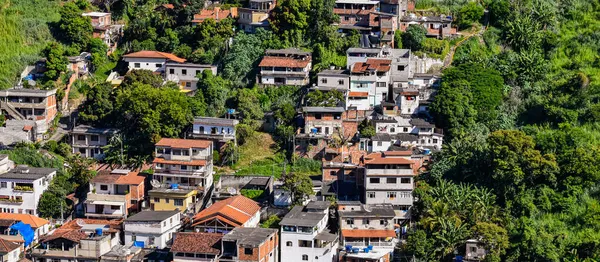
[366,169,414,176]
[13,184,34,192]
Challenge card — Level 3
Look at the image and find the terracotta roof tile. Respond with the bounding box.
[259,56,311,68]
[153,158,207,166]
[192,7,238,23]
[115,172,145,185]
[0,213,49,229]
[123,51,186,63]
[382,151,412,156]
[348,91,369,97]
[171,232,222,254]
[192,195,259,227]
[351,58,392,73]
[341,229,396,238]
[41,229,88,243]
[0,238,21,253]
[156,138,212,149]
[364,152,416,165]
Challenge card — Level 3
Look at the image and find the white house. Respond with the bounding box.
[122,50,186,72]
[280,201,338,262]
[0,238,21,262]
[165,63,217,93]
[124,210,181,249]
[0,166,56,216]
[190,117,239,144]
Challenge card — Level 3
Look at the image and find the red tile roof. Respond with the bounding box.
[123,51,186,63]
[91,170,145,185]
[192,195,259,227]
[382,151,412,156]
[364,152,416,165]
[0,213,49,229]
[156,138,212,149]
[348,92,369,97]
[192,7,238,23]
[259,56,311,68]
[22,125,33,131]
[351,58,392,73]
[41,229,88,243]
[0,238,20,253]
[171,232,222,254]
[153,158,207,166]
[342,229,396,238]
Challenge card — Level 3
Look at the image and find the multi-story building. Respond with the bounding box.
[123,51,186,72]
[316,69,350,91]
[124,211,181,248]
[0,165,56,216]
[152,138,214,195]
[258,49,312,86]
[362,151,420,221]
[400,14,455,39]
[85,169,145,219]
[149,187,201,215]
[165,63,217,93]
[171,232,223,262]
[221,227,279,262]
[337,201,397,262]
[191,195,260,233]
[369,115,443,150]
[280,201,338,262]
[301,107,345,137]
[81,12,123,53]
[70,125,118,160]
[349,58,392,109]
[334,0,378,31]
[190,117,239,145]
[0,88,57,137]
[31,218,123,262]
[238,0,275,33]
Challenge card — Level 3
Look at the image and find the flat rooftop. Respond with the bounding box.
[0,166,56,181]
[222,227,278,247]
[280,204,326,227]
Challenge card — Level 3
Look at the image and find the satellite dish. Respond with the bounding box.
[226,187,237,195]
[151,180,162,189]
[76,219,86,227]
[363,204,372,212]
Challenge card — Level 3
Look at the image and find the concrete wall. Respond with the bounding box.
[125,58,167,72]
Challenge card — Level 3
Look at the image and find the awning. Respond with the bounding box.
[348,92,369,97]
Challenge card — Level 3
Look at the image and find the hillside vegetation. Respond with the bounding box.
[0,0,61,89]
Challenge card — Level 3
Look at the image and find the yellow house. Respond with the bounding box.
[148,188,199,213]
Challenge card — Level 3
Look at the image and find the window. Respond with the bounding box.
[302,255,308,261]
[154,198,160,203]
[400,178,411,184]
[155,64,162,68]
[0,182,6,188]
[170,218,173,224]
[244,248,253,255]
[387,192,397,199]
[77,135,86,141]
[111,205,120,210]
[403,127,409,132]
[329,171,336,177]
[397,65,405,71]
[185,82,191,88]
[399,191,412,198]
[315,113,322,120]
[433,139,439,144]
[182,69,187,76]
[286,241,293,246]
[380,219,386,225]
[377,82,386,87]
[367,192,375,198]
[344,16,349,21]
[163,222,166,227]
[174,199,184,206]
[321,78,327,84]
[180,165,188,170]
[90,135,99,142]
[100,185,108,191]
[165,198,170,203]
[386,177,397,184]
[470,246,477,252]
[131,233,136,242]
[134,63,140,68]
[363,218,370,225]
[338,79,344,85]
[149,237,155,245]
[377,141,383,146]
[346,218,354,225]
[196,70,201,76]
[169,69,175,74]
[369,178,380,184]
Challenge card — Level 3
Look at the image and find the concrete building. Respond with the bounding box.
[349,58,392,109]
[82,12,123,53]
[165,63,217,93]
[259,49,312,86]
[370,115,443,150]
[85,169,146,219]
[70,125,118,160]
[400,14,455,39]
[334,0,378,31]
[337,201,397,253]
[238,0,275,33]
[465,239,488,261]
[31,219,123,262]
[221,227,279,262]
[0,88,58,137]
[122,51,186,72]
[301,107,345,137]
[190,117,239,145]
[280,201,338,262]
[149,187,201,215]
[124,211,181,249]
[152,138,214,195]
[316,69,350,91]
[0,155,12,174]
[0,166,56,216]
[191,195,260,233]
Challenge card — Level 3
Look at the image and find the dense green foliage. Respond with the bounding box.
[240,189,266,200]
[261,215,281,228]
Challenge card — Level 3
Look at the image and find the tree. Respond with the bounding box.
[358,119,375,138]
[305,90,344,107]
[43,42,68,80]
[58,2,93,48]
[456,2,484,29]
[78,81,115,125]
[402,25,427,51]
[121,70,164,88]
[471,222,509,262]
[67,156,96,196]
[196,70,232,117]
[236,88,265,127]
[269,0,311,46]
[394,30,403,48]
[38,192,68,218]
[282,172,313,204]
[222,32,267,84]
[88,38,108,68]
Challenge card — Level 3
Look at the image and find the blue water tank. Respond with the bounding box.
[368,245,373,250]
[311,128,318,134]
[352,248,360,253]
[363,248,370,253]
[345,245,352,252]
[95,228,103,236]
[171,184,179,189]
[423,148,431,155]
[455,255,463,262]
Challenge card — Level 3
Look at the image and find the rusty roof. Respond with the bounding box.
[351,58,392,73]
[123,51,186,63]
[0,238,21,253]
[155,138,212,149]
[363,152,416,165]
[171,232,222,254]
[258,56,311,68]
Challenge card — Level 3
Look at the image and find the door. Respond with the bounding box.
[96,205,104,214]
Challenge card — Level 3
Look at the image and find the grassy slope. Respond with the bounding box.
[0,0,61,89]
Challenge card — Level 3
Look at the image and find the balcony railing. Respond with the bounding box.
[344,241,394,247]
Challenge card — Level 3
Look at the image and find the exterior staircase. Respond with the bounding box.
[0,102,25,120]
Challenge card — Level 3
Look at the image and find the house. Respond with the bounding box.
[400,14,455,39]
[192,7,239,25]
[190,117,239,145]
[31,218,123,262]
[171,232,222,262]
[369,115,443,150]
[0,238,21,262]
[81,12,123,53]
[337,201,397,254]
[67,52,91,77]
[280,201,338,262]
[237,0,275,33]
[334,0,378,32]
[465,239,488,261]
[346,48,383,69]
[152,138,214,196]
[0,88,58,137]
[85,169,146,219]
[165,63,217,93]
[301,107,345,137]
[214,175,273,201]
[124,211,181,249]
[122,51,186,72]
[258,49,312,86]
[0,213,51,243]
[313,69,350,100]
[221,227,278,262]
[149,187,201,215]
[379,0,409,17]
[349,58,392,109]
[0,165,56,216]
[70,125,118,160]
[191,195,260,233]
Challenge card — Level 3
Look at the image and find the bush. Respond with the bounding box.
[240,189,266,200]
[236,124,256,146]
[261,215,281,228]
[422,38,450,59]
